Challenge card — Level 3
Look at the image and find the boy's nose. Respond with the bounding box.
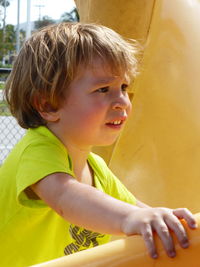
[111,94,132,111]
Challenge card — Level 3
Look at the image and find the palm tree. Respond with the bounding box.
[60,7,79,22]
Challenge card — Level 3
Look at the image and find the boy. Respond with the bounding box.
[0,22,197,266]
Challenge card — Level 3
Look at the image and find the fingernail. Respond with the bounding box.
[152,253,158,259]
[192,223,198,228]
[169,251,176,258]
[182,242,189,248]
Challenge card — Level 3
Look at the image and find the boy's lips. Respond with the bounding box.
[105,116,127,128]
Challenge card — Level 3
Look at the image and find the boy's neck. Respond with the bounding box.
[67,144,94,186]
[47,124,94,185]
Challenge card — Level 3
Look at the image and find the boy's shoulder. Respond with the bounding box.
[89,152,136,205]
[88,152,115,184]
[89,151,106,163]
[2,126,68,170]
[88,152,109,172]
[27,126,61,143]
[19,126,66,152]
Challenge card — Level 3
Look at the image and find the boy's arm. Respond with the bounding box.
[31,172,136,235]
[31,172,197,259]
[136,199,150,208]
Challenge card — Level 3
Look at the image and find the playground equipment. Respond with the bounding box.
[33,0,200,265]
[76,0,200,212]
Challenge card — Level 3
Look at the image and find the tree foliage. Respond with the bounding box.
[0,5,80,64]
[34,7,79,30]
[0,24,15,62]
[0,0,10,28]
[60,7,79,22]
[0,0,10,8]
[34,16,55,30]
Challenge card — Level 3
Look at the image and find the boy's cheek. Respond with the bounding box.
[127,102,132,115]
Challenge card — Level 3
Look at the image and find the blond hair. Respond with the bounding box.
[5,22,139,129]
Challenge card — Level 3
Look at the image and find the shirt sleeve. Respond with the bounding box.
[91,153,136,205]
[16,140,74,208]
[106,167,136,205]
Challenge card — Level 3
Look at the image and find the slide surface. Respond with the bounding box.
[76,0,200,212]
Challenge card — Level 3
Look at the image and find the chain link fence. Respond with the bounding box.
[0,70,25,165]
[0,115,25,165]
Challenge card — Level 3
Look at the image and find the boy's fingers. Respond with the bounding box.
[153,221,176,258]
[165,216,189,249]
[141,224,158,259]
[173,208,197,229]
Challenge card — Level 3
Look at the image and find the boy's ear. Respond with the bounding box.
[33,96,60,122]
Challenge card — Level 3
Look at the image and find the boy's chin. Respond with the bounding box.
[95,138,119,147]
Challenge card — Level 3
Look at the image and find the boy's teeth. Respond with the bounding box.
[112,120,121,125]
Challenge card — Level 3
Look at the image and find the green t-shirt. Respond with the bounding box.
[0,126,136,267]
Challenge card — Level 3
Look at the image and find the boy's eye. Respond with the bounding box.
[97,87,109,93]
[121,84,128,92]
[95,84,128,93]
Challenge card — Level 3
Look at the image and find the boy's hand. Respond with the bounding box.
[121,207,197,259]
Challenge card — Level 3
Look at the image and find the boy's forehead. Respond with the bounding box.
[86,70,129,86]
[90,70,130,85]
[91,75,117,85]
[76,61,129,85]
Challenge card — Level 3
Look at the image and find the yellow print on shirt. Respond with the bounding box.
[64,225,105,255]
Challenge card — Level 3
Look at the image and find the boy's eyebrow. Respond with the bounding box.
[91,76,119,86]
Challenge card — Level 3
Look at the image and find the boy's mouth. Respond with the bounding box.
[108,120,123,125]
[105,117,127,127]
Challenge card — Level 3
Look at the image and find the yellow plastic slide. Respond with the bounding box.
[33,0,200,265]
[77,0,200,213]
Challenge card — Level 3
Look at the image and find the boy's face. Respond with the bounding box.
[48,59,132,150]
